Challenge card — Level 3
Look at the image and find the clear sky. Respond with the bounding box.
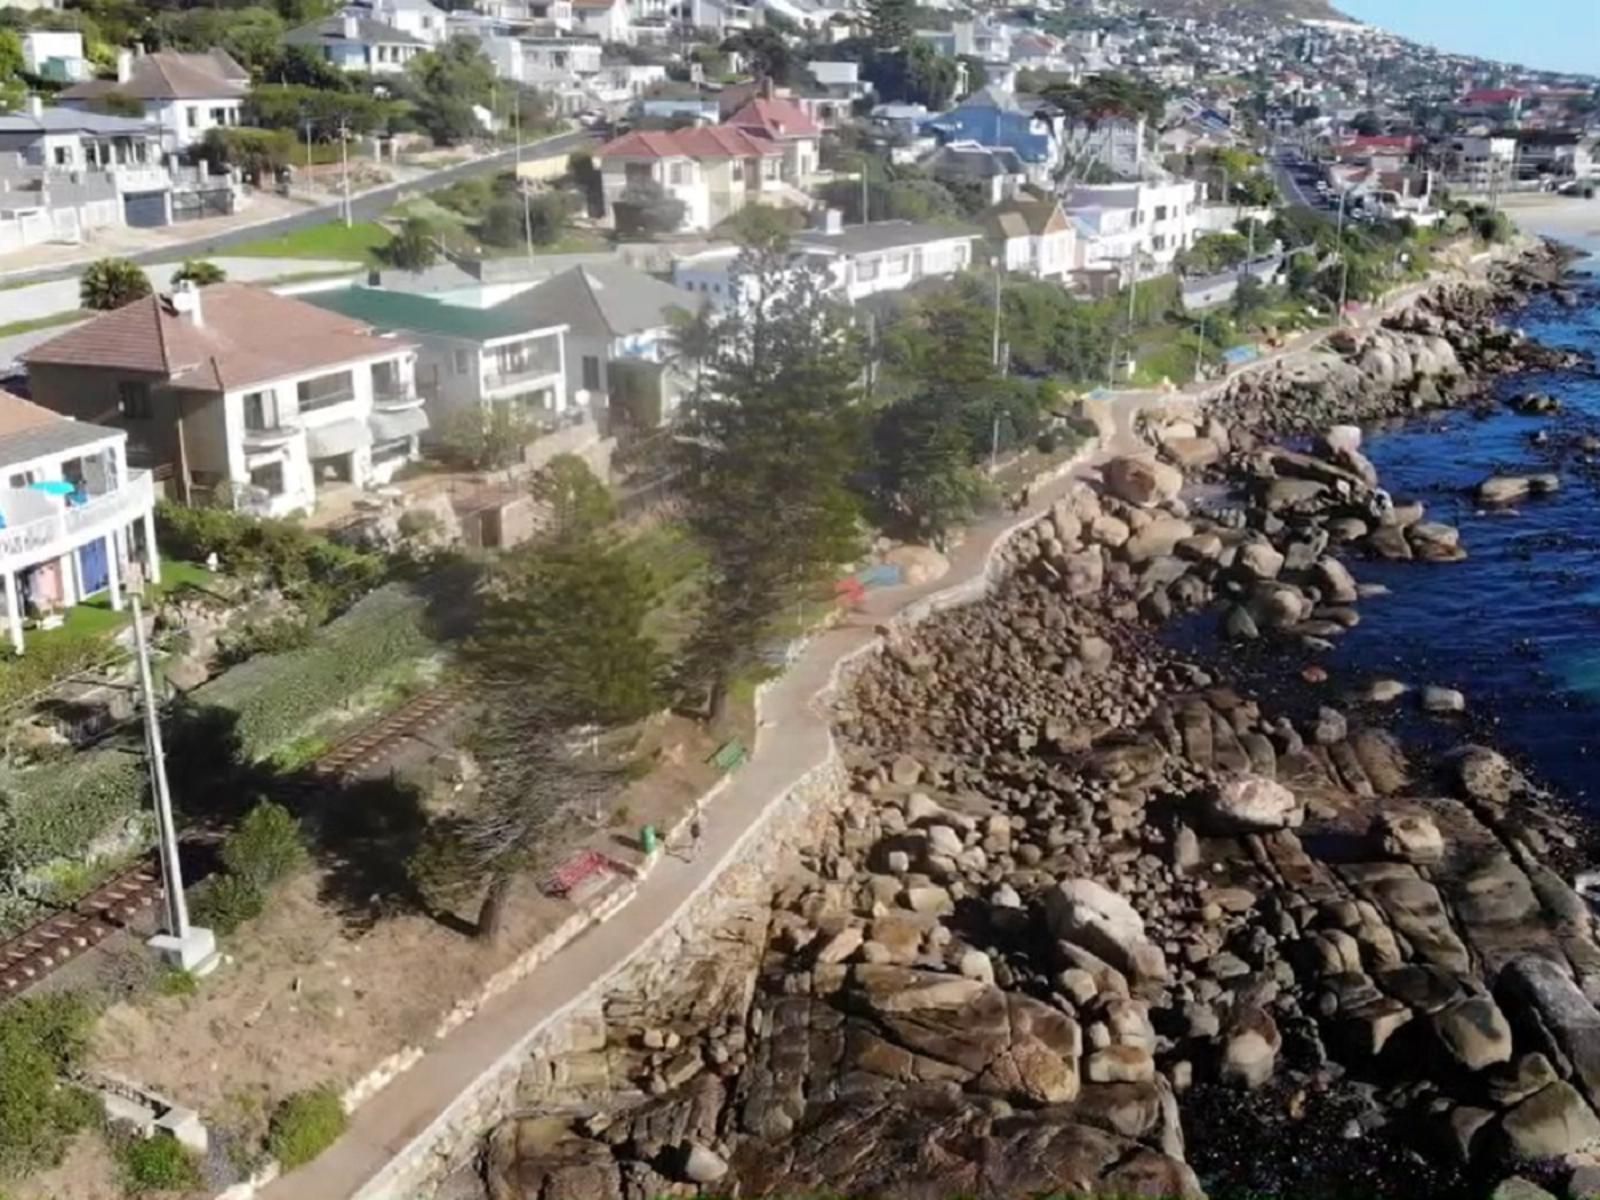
[1336,0,1600,78]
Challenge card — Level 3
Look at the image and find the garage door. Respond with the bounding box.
[123,191,168,228]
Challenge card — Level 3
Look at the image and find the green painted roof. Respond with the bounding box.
[303,287,556,344]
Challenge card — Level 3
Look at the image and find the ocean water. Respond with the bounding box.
[1287,236,1600,808]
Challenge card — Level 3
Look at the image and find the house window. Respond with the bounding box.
[249,461,285,496]
[1152,234,1166,251]
[210,107,226,124]
[581,356,602,391]
[856,257,879,282]
[186,106,198,128]
[1155,204,1168,221]
[454,349,471,373]
[118,380,152,419]
[297,370,355,412]
[887,253,909,274]
[7,472,32,488]
[668,162,688,186]
[53,146,69,166]
[243,390,276,431]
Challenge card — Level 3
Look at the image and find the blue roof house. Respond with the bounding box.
[922,86,1061,184]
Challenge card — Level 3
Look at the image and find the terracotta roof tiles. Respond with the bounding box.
[23,284,412,393]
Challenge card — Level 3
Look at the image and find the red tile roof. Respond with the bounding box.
[725,96,820,140]
[23,284,412,393]
[596,125,783,160]
[1462,88,1526,105]
[1341,135,1419,151]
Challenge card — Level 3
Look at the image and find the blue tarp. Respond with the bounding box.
[855,564,905,589]
[1222,346,1262,366]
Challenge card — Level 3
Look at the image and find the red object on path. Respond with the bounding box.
[542,849,627,898]
[834,577,867,610]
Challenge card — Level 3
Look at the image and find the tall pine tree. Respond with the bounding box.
[675,227,865,720]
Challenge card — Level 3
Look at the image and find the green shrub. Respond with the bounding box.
[157,968,199,997]
[222,802,307,891]
[267,1087,346,1170]
[0,753,148,882]
[219,616,315,664]
[0,992,97,1177]
[154,501,385,620]
[189,874,265,936]
[189,585,434,759]
[0,632,127,715]
[117,1134,201,1193]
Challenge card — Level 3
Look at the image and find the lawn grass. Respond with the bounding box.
[0,309,87,338]
[16,559,215,669]
[226,220,392,263]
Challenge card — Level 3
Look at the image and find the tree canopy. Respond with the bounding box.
[674,230,865,717]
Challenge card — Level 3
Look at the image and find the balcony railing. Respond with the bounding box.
[483,361,561,393]
[0,470,154,567]
[372,383,423,411]
[243,421,302,450]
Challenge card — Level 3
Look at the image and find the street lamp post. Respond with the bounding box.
[132,594,217,974]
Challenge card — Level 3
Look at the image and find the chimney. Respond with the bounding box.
[25,95,42,120]
[760,75,775,100]
[821,207,843,235]
[170,278,203,326]
[115,48,133,84]
[343,13,360,39]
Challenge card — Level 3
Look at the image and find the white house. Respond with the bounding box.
[983,196,1075,281]
[59,50,248,155]
[0,392,159,655]
[282,13,427,76]
[570,0,634,42]
[1064,179,1202,281]
[23,283,425,518]
[674,217,981,308]
[357,0,447,45]
[20,30,89,82]
[487,262,696,419]
[302,286,575,463]
[1060,113,1146,179]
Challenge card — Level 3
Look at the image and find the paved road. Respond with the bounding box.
[0,130,594,288]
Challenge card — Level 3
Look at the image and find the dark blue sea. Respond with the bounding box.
[1334,235,1600,808]
[1174,225,1600,811]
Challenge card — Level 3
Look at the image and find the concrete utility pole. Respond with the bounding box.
[1193,310,1206,381]
[131,594,216,974]
[339,118,352,228]
[1335,188,1349,325]
[991,265,1002,368]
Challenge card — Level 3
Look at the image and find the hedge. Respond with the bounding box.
[0,750,148,885]
[189,585,435,761]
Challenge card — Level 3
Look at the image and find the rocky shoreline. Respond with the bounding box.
[466,243,1600,1200]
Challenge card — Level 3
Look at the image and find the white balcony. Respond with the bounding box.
[0,469,154,573]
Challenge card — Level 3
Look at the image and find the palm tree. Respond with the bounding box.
[80,258,151,311]
[663,300,718,408]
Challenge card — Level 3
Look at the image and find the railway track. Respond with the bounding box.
[0,681,468,1001]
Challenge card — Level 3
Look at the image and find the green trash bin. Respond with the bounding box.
[641,824,658,855]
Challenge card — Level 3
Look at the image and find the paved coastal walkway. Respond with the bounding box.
[259,429,1143,1200]
[257,247,1522,1200]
